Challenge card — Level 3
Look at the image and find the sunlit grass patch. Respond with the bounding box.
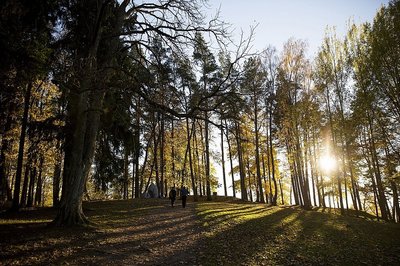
[196,202,400,265]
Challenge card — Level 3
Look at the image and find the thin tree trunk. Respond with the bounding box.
[391,180,400,223]
[123,147,129,199]
[225,119,236,198]
[269,105,277,205]
[279,178,284,205]
[186,117,197,201]
[235,121,247,201]
[204,111,212,201]
[134,97,141,198]
[0,108,15,204]
[246,157,253,202]
[254,101,264,203]
[53,141,62,207]
[34,156,44,206]
[261,153,268,204]
[171,119,176,186]
[11,82,32,211]
[367,115,389,221]
[21,163,31,208]
[220,122,227,197]
[160,114,165,198]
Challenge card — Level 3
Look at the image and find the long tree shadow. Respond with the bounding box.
[196,205,400,265]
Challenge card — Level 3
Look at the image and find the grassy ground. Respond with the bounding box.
[196,200,400,265]
[1,197,399,265]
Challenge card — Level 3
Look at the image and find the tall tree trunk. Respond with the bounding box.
[235,121,247,201]
[54,85,105,225]
[367,114,390,221]
[171,119,176,187]
[160,113,165,198]
[133,97,141,198]
[220,122,227,197]
[194,126,203,197]
[391,180,400,223]
[204,111,212,201]
[254,102,264,203]
[0,107,15,204]
[269,105,277,205]
[347,153,360,211]
[225,119,236,198]
[53,140,62,207]
[11,82,32,211]
[246,157,253,202]
[123,147,129,199]
[34,156,44,206]
[186,117,197,201]
[21,163,31,208]
[278,178,284,205]
[261,153,269,204]
[153,113,160,197]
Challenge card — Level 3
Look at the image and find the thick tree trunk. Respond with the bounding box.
[53,79,105,225]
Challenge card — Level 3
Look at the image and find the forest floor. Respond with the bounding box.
[1,197,400,265]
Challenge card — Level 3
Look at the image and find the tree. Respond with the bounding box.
[241,56,266,203]
[276,38,312,209]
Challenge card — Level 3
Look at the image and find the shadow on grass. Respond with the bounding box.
[0,198,202,265]
[196,203,400,265]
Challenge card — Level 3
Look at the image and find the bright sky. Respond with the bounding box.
[207,0,390,196]
[207,0,390,57]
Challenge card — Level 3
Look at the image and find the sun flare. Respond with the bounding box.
[319,155,336,173]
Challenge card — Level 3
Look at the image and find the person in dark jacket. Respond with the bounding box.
[180,186,189,208]
[169,187,177,207]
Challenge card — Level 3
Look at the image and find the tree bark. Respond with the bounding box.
[11,82,32,211]
[186,117,197,201]
[225,119,236,198]
[254,101,264,203]
[220,122,227,197]
[235,121,247,201]
[204,111,212,201]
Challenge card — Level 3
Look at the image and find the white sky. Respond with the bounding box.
[207,0,389,57]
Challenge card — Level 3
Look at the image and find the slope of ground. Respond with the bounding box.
[0,198,202,265]
[1,197,399,265]
[196,200,400,265]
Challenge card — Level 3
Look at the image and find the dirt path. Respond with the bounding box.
[88,200,205,265]
[1,199,206,265]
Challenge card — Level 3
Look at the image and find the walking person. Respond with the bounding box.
[169,186,177,207]
[181,186,189,208]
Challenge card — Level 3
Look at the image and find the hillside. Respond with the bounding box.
[1,198,399,265]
